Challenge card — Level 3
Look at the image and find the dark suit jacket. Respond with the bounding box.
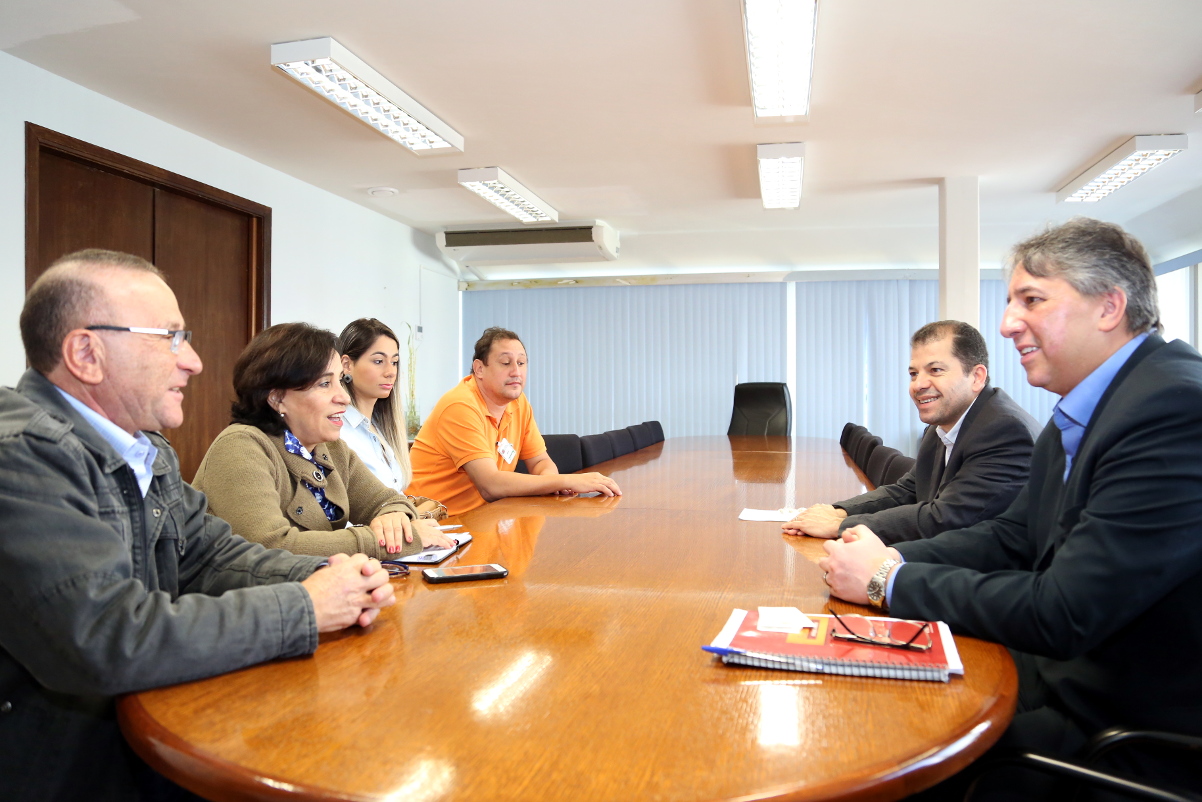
[835,386,1042,545]
[893,336,1202,738]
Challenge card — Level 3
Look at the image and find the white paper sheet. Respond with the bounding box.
[756,607,816,634]
[739,507,805,522]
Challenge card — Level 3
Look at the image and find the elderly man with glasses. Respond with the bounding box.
[0,249,396,802]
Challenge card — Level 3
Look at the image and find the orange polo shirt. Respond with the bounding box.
[408,375,547,515]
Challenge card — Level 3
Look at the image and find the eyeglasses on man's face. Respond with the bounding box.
[86,326,193,353]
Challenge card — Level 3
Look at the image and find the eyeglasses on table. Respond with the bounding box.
[827,606,933,651]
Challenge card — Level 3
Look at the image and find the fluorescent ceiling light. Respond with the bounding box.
[458,167,559,224]
[1057,134,1188,203]
[271,37,464,153]
[743,0,818,118]
[1195,89,1202,114]
[757,143,805,209]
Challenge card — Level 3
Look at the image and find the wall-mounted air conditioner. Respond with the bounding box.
[436,221,618,267]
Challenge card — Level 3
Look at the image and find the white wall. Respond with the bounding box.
[0,50,460,420]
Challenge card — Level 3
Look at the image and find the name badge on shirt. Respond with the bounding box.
[498,437,517,464]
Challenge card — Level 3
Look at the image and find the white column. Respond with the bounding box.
[939,177,980,327]
[1192,263,1200,349]
[785,283,797,437]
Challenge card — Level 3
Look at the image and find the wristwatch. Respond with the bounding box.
[867,558,900,610]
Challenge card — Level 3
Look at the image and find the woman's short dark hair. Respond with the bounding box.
[337,318,403,453]
[231,322,337,435]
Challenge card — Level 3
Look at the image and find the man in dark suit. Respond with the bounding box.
[785,321,1041,544]
[821,218,1202,795]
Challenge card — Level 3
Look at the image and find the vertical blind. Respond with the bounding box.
[461,279,1057,452]
[793,280,938,456]
[462,283,788,437]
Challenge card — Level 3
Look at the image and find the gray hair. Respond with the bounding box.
[20,249,163,374]
[1006,217,1160,335]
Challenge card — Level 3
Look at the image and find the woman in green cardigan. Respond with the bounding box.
[193,322,454,559]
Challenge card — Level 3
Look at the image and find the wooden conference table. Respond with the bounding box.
[119,436,1017,802]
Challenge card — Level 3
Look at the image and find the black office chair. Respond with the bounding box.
[866,446,899,488]
[580,433,614,468]
[853,434,882,474]
[964,727,1202,802]
[542,434,583,474]
[643,420,665,443]
[727,382,792,437]
[839,422,860,451]
[843,424,867,456]
[604,428,635,458]
[881,454,915,485]
[626,423,655,450]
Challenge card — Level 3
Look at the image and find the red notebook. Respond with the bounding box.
[704,609,963,682]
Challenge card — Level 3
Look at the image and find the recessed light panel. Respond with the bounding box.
[458,167,558,224]
[271,37,464,153]
[758,143,805,209]
[1058,135,1187,203]
[743,0,818,118]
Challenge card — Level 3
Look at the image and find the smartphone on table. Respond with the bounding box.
[422,564,508,583]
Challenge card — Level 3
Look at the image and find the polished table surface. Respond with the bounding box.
[119,436,1016,802]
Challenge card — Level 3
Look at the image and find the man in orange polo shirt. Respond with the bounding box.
[409,327,621,515]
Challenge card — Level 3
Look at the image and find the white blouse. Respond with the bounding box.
[340,404,410,493]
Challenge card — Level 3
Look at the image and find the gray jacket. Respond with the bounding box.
[0,370,323,801]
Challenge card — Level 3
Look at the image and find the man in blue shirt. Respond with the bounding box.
[821,219,1202,796]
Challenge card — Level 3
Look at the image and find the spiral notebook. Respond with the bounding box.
[703,608,962,682]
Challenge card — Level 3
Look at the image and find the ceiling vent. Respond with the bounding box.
[437,222,618,267]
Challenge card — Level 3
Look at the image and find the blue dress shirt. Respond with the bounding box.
[56,388,158,497]
[1052,333,1147,481]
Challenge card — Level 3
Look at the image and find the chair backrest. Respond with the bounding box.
[542,433,583,474]
[866,446,899,488]
[853,435,882,473]
[580,433,614,468]
[626,423,655,450]
[727,382,792,437]
[844,426,868,458]
[604,428,635,458]
[839,422,862,450]
[643,420,665,443]
[882,454,916,486]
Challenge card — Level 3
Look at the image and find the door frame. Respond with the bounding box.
[24,122,271,335]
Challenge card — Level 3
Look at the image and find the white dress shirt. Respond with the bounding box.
[340,404,409,493]
[934,394,978,465]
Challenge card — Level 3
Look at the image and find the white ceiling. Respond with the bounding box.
[8,0,1202,280]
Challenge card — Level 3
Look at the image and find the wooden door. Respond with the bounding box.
[25,124,270,481]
